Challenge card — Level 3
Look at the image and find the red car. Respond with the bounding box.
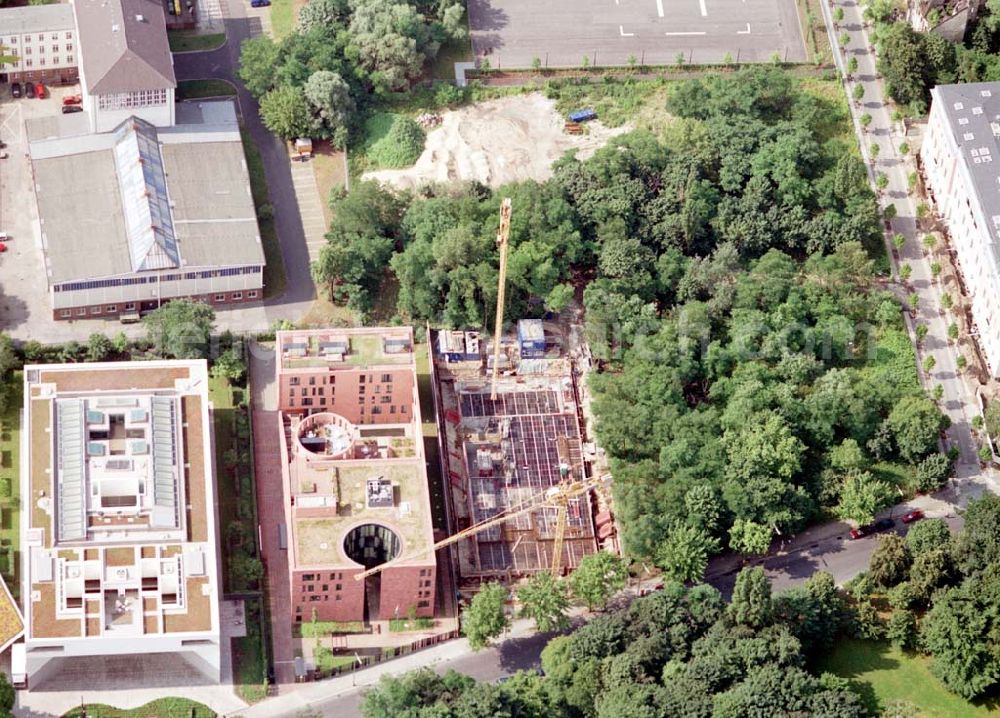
[901,510,925,524]
[35,83,46,99]
[62,94,82,106]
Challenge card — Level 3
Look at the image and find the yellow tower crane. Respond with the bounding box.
[352,474,609,582]
[491,198,512,401]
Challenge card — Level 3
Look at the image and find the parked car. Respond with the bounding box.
[849,518,896,540]
[24,82,35,99]
[901,510,925,524]
[10,83,21,98]
[62,94,82,106]
[35,83,46,99]
[61,105,84,114]
[251,0,271,7]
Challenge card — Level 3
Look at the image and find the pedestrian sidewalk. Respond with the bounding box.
[232,617,542,718]
[821,0,991,491]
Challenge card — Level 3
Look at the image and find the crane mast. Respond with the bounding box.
[491,198,512,400]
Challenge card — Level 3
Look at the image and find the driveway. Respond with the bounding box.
[172,2,317,320]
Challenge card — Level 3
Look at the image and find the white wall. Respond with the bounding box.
[922,94,1000,375]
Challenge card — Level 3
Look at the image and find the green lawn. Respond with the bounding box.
[295,620,366,637]
[269,0,294,39]
[63,698,215,718]
[233,598,268,704]
[167,30,226,53]
[176,79,237,100]
[0,373,21,604]
[818,639,998,717]
[240,129,287,298]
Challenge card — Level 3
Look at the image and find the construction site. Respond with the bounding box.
[431,321,617,585]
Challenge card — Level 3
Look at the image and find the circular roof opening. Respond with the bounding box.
[343,523,401,569]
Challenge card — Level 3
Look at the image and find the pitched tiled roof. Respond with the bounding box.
[74,0,176,94]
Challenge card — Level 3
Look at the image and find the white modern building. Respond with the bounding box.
[20,361,222,685]
[73,0,177,132]
[0,4,78,85]
[922,82,1000,376]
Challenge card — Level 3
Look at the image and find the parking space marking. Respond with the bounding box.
[699,0,707,15]
[619,25,634,36]
[665,30,707,35]
[738,22,751,33]
[656,0,664,16]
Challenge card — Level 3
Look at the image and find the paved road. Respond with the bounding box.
[236,492,961,718]
[468,0,807,68]
[172,4,317,322]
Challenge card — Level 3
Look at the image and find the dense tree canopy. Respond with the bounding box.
[363,573,863,718]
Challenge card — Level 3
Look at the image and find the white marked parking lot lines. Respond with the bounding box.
[665,30,707,35]
[656,0,664,16]
[699,0,707,15]
[737,22,751,33]
[620,25,634,36]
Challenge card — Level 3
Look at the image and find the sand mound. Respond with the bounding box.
[361,93,631,189]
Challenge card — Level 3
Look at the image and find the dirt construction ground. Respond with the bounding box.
[362,93,630,189]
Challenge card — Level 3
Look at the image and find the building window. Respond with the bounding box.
[52,45,58,53]
[97,89,168,111]
[66,43,72,51]
[381,395,391,404]
[60,310,71,318]
[38,58,45,66]
[91,306,101,314]
[66,32,72,39]
[66,55,73,63]
[106,305,117,312]
[125,303,136,311]
[248,290,259,299]
[417,601,430,608]
[335,595,342,601]
[381,374,392,383]
[214,294,225,302]
[231,292,242,300]
[335,583,342,591]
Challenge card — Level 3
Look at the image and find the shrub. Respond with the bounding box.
[0,478,10,499]
[434,83,466,107]
[363,113,425,169]
[915,452,951,492]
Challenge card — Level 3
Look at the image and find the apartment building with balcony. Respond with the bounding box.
[922,82,1000,376]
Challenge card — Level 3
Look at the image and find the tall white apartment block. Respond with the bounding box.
[922,82,1000,376]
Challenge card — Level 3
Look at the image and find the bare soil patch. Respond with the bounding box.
[361,93,630,189]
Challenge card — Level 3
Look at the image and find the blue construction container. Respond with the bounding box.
[517,319,545,359]
[568,108,597,123]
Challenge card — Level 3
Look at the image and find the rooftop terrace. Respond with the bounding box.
[292,461,433,567]
[278,329,414,370]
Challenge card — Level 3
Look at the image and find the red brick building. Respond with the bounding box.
[275,328,436,625]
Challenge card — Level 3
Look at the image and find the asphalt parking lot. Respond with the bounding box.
[468,0,808,68]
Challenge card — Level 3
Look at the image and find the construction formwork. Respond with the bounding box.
[455,381,598,576]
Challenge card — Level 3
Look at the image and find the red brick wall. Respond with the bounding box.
[289,563,435,623]
[291,568,365,623]
[52,289,260,321]
[377,563,436,620]
[279,367,415,424]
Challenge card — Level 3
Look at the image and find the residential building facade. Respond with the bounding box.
[0,5,78,85]
[922,82,1000,376]
[20,361,222,685]
[275,328,437,626]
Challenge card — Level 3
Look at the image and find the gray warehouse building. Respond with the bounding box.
[28,102,265,320]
